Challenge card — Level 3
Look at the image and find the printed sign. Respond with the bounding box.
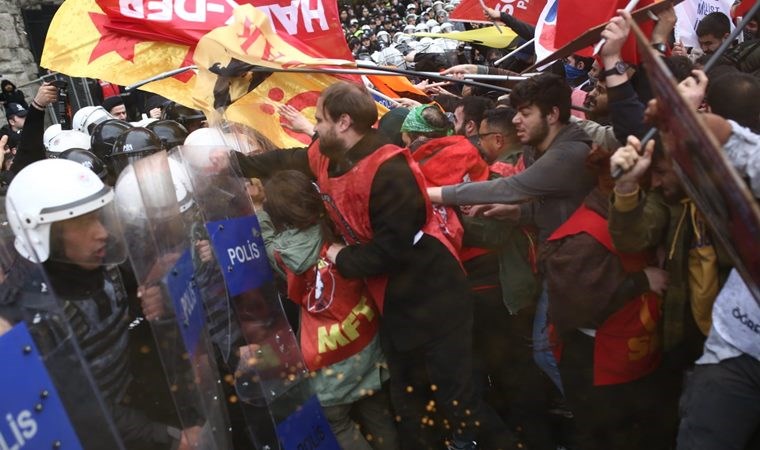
[276,395,340,450]
[165,249,206,357]
[205,215,273,297]
[675,0,733,48]
[0,323,83,450]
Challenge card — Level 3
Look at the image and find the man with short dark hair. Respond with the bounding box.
[454,96,494,137]
[102,95,127,120]
[234,81,520,450]
[696,12,731,54]
[429,73,594,243]
[706,72,760,132]
[428,74,595,413]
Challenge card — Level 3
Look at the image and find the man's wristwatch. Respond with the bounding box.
[652,42,668,54]
[601,60,630,78]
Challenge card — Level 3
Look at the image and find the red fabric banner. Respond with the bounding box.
[555,0,655,59]
[450,0,546,25]
[94,0,353,60]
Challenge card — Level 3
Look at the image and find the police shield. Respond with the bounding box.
[0,218,125,449]
[113,152,232,449]
[171,144,339,449]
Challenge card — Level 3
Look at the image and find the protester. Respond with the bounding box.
[427,73,596,439]
[232,81,521,450]
[258,170,399,450]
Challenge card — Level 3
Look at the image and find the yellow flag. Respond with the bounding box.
[192,4,363,148]
[413,26,518,48]
[40,0,196,107]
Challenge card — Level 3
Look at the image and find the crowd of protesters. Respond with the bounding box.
[1,1,760,449]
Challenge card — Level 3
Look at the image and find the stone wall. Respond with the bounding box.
[0,0,61,119]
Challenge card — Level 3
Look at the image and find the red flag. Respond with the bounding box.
[450,0,546,25]
[555,0,655,63]
[733,0,757,19]
[95,0,353,60]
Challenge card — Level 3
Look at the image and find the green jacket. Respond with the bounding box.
[460,149,540,314]
[257,210,388,406]
[609,188,732,352]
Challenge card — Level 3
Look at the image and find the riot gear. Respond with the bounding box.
[5,159,126,267]
[72,105,114,134]
[45,129,91,158]
[161,102,205,132]
[147,119,189,151]
[43,123,63,150]
[59,148,109,182]
[90,119,132,160]
[108,127,162,177]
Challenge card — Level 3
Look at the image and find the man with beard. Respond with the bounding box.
[233,82,521,450]
[428,73,595,243]
[609,133,733,448]
[428,74,595,427]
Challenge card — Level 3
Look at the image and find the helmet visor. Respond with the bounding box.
[48,200,127,269]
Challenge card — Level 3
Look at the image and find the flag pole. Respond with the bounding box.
[494,38,535,66]
[366,87,401,106]
[354,61,514,93]
[478,0,503,34]
[124,65,197,91]
[592,0,641,56]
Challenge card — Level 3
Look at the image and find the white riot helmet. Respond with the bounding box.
[403,24,416,34]
[440,22,454,32]
[183,126,260,155]
[73,106,114,135]
[414,22,429,32]
[426,19,439,28]
[46,130,91,158]
[5,159,125,265]
[43,124,63,151]
[431,25,442,33]
[115,156,193,221]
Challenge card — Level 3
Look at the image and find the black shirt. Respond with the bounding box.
[236,130,472,350]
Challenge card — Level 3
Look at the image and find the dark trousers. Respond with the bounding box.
[381,316,515,450]
[558,330,662,450]
[471,286,554,450]
[677,354,760,450]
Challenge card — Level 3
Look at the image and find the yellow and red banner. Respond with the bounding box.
[41,0,196,106]
[191,4,357,148]
[41,0,354,108]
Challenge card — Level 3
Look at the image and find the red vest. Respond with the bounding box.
[548,204,662,386]
[307,141,461,313]
[489,154,526,178]
[276,245,379,371]
[412,135,490,257]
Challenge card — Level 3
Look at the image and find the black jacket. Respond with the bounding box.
[236,131,473,351]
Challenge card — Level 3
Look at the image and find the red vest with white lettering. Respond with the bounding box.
[412,135,489,256]
[276,244,379,371]
[307,141,461,313]
[548,204,663,386]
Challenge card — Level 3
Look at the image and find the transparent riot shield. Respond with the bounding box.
[0,211,125,449]
[171,144,340,450]
[113,152,232,449]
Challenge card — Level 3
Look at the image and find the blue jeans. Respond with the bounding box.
[532,282,564,395]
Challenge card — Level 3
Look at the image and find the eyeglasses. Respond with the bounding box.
[477,132,502,140]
